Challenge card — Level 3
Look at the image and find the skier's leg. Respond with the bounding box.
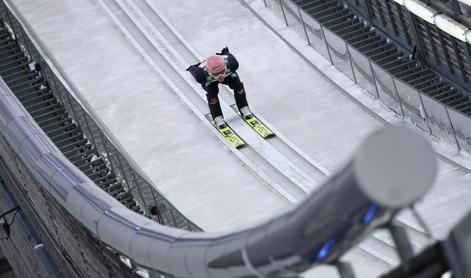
[205,83,225,125]
[225,73,252,118]
[225,73,248,110]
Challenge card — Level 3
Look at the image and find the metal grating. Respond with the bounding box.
[0,26,143,214]
[292,0,471,116]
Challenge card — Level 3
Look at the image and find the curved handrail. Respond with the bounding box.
[0,74,437,275]
[0,0,442,275]
[1,0,200,230]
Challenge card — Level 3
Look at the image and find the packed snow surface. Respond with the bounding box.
[10,0,471,276]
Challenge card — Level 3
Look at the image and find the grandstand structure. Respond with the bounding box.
[277,0,471,152]
[0,0,470,277]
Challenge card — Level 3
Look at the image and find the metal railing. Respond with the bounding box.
[0,1,447,277]
[262,0,471,153]
[351,0,471,97]
[0,0,199,231]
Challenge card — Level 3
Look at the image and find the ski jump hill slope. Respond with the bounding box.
[9,0,471,276]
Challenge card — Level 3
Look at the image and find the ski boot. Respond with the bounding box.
[213,115,227,129]
[240,106,253,119]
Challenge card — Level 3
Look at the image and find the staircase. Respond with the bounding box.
[0,25,143,214]
[293,0,471,115]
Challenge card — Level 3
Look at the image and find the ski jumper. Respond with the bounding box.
[188,53,249,120]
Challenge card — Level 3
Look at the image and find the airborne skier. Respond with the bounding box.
[186,47,253,128]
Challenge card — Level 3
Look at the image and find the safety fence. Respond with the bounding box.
[0,0,199,231]
[348,0,471,90]
[0,0,455,277]
[0,76,174,277]
[0,72,438,276]
[262,0,471,153]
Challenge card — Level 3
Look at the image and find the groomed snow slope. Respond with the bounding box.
[10,0,471,276]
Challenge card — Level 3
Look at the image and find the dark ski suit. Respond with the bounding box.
[187,53,249,120]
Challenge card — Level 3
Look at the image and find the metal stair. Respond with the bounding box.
[293,0,471,115]
[0,26,143,214]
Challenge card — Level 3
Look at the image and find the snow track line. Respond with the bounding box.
[237,0,440,268]
[94,0,324,204]
[143,0,330,178]
[238,0,471,174]
[138,0,329,178]
[95,0,333,204]
[94,0,296,204]
[95,0,436,269]
[128,0,324,193]
[132,0,436,267]
[97,0,418,268]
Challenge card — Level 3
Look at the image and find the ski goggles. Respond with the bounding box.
[210,68,227,80]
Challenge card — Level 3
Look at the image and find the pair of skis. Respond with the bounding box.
[207,104,275,149]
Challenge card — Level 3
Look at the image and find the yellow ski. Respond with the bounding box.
[205,114,245,149]
[231,105,275,139]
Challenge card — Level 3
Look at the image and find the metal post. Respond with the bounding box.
[168,201,178,227]
[335,261,355,278]
[444,106,461,152]
[149,188,164,224]
[279,0,289,26]
[406,12,427,66]
[99,134,121,181]
[417,92,433,135]
[116,152,148,209]
[321,26,334,65]
[346,45,357,84]
[410,205,434,240]
[263,0,268,7]
[63,87,98,152]
[392,78,405,118]
[388,222,414,262]
[298,7,311,46]
[369,59,381,99]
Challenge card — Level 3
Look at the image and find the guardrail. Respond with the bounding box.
[264,0,471,153]
[0,76,173,276]
[0,0,442,276]
[0,70,438,276]
[0,0,199,231]
[348,0,471,97]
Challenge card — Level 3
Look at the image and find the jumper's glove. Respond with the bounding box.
[216,47,229,55]
[186,62,201,71]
